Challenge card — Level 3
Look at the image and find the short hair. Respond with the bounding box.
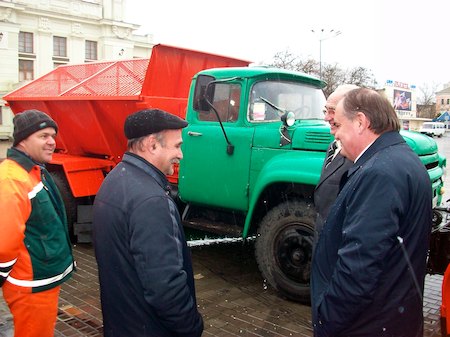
[341,88,401,134]
[126,130,166,152]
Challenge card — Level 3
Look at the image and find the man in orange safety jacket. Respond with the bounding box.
[0,109,74,337]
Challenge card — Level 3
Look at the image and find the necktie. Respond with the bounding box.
[324,141,338,168]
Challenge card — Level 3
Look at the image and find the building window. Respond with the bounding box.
[447,99,450,105]
[85,40,97,60]
[19,60,34,81]
[54,62,67,68]
[53,36,67,57]
[442,99,445,105]
[19,32,33,53]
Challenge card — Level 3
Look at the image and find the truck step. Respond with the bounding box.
[183,219,244,237]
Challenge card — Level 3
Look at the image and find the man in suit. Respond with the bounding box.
[311,88,432,336]
[313,84,359,246]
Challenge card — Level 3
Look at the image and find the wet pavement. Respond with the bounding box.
[0,138,446,336]
[0,241,444,337]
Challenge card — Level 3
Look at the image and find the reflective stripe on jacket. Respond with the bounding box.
[0,148,74,293]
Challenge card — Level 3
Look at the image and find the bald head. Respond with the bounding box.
[328,84,360,105]
[325,84,360,135]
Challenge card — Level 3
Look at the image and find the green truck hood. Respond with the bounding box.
[290,127,438,155]
[290,122,333,151]
[400,130,438,155]
[252,120,332,152]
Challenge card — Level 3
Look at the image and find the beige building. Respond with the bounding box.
[0,0,154,139]
[435,85,450,124]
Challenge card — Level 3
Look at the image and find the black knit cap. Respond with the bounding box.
[13,109,58,146]
[124,109,188,139]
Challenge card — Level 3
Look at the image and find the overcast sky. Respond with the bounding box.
[125,0,449,90]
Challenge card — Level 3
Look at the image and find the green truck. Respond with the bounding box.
[179,66,446,303]
[4,45,446,303]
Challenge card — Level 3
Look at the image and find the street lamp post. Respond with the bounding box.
[311,29,342,79]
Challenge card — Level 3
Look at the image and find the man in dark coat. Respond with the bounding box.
[93,109,203,337]
[313,85,358,247]
[311,88,432,337]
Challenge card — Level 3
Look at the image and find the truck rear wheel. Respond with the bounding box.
[255,200,315,304]
[49,171,78,242]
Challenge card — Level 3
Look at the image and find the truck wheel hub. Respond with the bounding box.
[275,224,312,283]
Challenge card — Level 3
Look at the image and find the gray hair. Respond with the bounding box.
[127,130,166,152]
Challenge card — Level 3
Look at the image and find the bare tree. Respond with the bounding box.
[271,51,320,75]
[270,50,302,71]
[417,82,439,105]
[416,104,436,119]
[321,64,345,97]
[269,49,376,97]
[298,58,319,75]
[344,67,377,89]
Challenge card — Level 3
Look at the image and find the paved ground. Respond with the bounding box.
[0,242,444,337]
[0,138,446,336]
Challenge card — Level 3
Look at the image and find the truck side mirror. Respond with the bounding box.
[193,75,215,112]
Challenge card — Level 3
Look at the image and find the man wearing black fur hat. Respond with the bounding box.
[0,109,74,337]
[93,108,204,337]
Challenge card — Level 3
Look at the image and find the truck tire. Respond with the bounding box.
[49,171,78,242]
[255,200,315,304]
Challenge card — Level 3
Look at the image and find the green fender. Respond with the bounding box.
[439,153,447,169]
[242,151,325,237]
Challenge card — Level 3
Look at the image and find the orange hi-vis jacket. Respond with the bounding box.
[0,148,74,293]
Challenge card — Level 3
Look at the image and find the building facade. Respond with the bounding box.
[0,0,154,139]
[435,85,450,128]
[378,80,432,131]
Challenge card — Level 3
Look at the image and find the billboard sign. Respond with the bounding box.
[393,89,412,111]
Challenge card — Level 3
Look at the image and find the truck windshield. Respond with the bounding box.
[248,80,325,122]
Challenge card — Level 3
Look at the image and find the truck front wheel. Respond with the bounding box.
[255,200,315,304]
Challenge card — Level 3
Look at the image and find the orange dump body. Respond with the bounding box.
[4,44,249,197]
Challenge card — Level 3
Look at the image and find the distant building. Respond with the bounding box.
[416,104,436,119]
[0,0,154,139]
[377,80,432,131]
[435,86,450,128]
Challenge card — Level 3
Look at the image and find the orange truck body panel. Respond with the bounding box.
[4,44,250,197]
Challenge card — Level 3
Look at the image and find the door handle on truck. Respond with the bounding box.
[188,131,203,137]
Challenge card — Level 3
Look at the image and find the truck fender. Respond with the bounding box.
[50,153,115,198]
[243,151,325,237]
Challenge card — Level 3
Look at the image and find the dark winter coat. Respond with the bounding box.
[93,152,203,337]
[313,143,353,246]
[311,131,432,337]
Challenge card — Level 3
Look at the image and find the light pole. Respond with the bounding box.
[311,29,342,79]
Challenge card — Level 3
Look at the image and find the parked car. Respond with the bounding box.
[420,122,446,137]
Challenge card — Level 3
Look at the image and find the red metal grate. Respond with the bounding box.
[5,59,149,99]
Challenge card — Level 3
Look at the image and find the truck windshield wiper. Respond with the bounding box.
[259,96,288,116]
[259,96,295,146]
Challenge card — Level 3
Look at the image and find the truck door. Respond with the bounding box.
[179,81,253,211]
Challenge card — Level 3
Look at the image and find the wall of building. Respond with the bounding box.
[436,93,450,116]
[378,80,432,132]
[0,0,154,139]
